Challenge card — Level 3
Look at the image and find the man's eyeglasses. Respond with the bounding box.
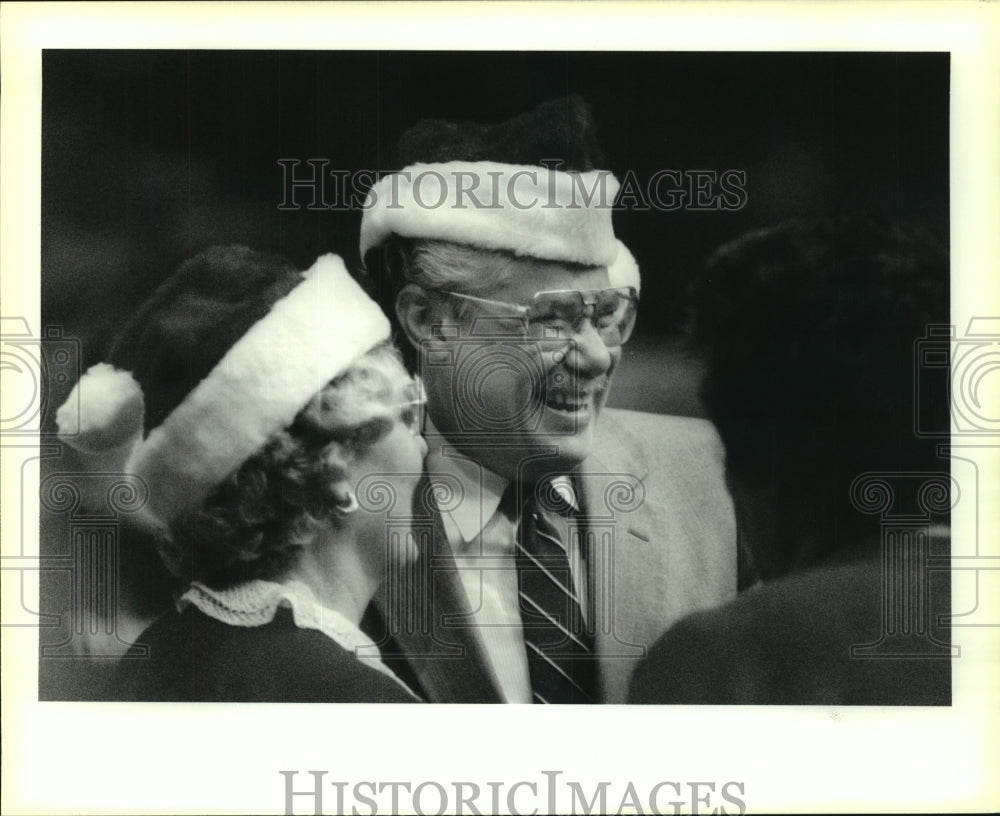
[435,287,639,347]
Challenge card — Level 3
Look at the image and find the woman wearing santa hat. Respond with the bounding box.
[56,245,426,701]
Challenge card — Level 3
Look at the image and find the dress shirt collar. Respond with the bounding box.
[423,416,509,546]
[423,417,581,547]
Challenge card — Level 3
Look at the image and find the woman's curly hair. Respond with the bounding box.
[157,341,413,589]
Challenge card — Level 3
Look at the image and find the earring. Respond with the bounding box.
[334,492,359,517]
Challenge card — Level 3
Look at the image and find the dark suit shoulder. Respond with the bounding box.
[110,607,417,703]
[629,556,950,705]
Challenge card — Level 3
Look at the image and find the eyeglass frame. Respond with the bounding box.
[430,286,640,347]
[392,380,427,437]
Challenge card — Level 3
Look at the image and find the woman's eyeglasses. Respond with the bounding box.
[394,380,427,436]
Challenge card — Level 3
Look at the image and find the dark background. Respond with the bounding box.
[42,50,949,416]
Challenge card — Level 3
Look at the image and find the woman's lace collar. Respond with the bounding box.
[177,579,418,698]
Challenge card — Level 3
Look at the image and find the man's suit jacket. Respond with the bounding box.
[627,547,952,705]
[369,407,737,703]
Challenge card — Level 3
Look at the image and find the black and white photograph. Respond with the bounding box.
[38,46,956,706]
[2,3,998,815]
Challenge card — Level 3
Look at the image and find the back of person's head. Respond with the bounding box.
[689,218,949,576]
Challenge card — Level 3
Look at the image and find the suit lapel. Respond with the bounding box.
[372,474,502,703]
[576,413,660,703]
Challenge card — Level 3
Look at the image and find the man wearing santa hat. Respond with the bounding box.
[358,96,738,704]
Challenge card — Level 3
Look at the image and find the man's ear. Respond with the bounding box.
[396,284,444,346]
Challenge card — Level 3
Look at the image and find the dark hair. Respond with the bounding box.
[689,219,949,570]
[158,342,412,589]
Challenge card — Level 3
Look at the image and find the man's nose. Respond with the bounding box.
[564,319,613,377]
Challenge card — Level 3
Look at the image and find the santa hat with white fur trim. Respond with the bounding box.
[360,95,640,292]
[56,246,390,533]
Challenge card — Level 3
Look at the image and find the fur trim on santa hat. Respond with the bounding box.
[360,161,622,267]
[608,240,640,294]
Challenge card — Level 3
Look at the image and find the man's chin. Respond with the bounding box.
[525,412,597,468]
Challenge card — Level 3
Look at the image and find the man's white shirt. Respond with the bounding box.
[423,418,587,703]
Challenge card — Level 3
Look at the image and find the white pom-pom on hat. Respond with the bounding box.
[56,362,144,454]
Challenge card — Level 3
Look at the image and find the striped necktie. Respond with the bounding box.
[507,482,597,704]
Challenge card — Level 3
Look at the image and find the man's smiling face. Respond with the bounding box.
[416,258,623,482]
